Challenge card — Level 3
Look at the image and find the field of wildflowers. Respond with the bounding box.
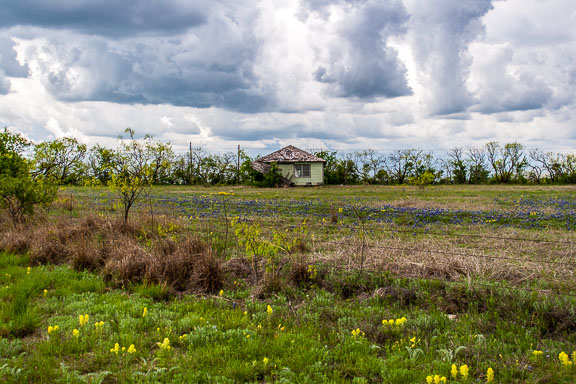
[1,184,576,382]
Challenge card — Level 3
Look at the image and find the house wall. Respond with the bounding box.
[278,162,324,186]
[277,163,294,181]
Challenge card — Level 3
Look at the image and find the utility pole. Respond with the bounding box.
[237,144,241,185]
[189,142,193,184]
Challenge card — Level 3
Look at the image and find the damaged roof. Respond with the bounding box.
[254,145,325,164]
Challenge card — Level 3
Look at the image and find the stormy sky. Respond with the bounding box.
[0,0,574,153]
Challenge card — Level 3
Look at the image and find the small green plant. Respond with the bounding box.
[231,219,308,281]
[436,346,467,363]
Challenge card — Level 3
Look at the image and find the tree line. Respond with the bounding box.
[11,129,576,187]
[316,144,576,186]
[2,127,576,223]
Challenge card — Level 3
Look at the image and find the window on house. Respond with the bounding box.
[294,163,311,178]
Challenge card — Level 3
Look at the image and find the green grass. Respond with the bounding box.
[1,252,576,383]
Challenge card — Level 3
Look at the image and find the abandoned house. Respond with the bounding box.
[251,145,325,186]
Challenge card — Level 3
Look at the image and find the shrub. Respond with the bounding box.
[0,128,57,223]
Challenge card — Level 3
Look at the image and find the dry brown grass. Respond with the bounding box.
[313,228,576,289]
[0,213,223,293]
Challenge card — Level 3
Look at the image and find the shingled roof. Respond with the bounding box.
[255,145,325,164]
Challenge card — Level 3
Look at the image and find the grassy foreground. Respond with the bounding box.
[1,185,576,383]
[2,251,576,383]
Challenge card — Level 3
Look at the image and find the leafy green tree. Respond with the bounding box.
[0,128,57,223]
[147,139,175,185]
[486,142,527,183]
[87,144,116,185]
[33,137,87,185]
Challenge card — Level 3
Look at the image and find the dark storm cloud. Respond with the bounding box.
[306,0,412,100]
[24,3,274,113]
[0,0,206,38]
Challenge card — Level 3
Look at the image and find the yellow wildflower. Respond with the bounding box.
[266,305,273,315]
[451,364,458,379]
[158,338,171,351]
[219,289,224,296]
[460,364,469,380]
[27,267,30,274]
[351,328,365,338]
[426,376,433,384]
[433,375,441,384]
[559,351,572,366]
[263,357,269,365]
[110,343,120,354]
[338,208,343,213]
[79,314,89,326]
[43,289,47,297]
[486,367,494,383]
[532,350,543,357]
[72,329,79,338]
[142,307,147,318]
[127,344,136,354]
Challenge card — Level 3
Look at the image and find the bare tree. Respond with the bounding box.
[466,146,489,184]
[355,149,385,184]
[447,147,467,184]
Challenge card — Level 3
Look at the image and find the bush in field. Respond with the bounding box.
[407,170,436,186]
[107,128,172,224]
[0,128,57,223]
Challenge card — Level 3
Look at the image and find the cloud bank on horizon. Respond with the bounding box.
[0,0,574,152]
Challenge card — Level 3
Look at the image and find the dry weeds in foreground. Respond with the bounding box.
[0,213,223,293]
